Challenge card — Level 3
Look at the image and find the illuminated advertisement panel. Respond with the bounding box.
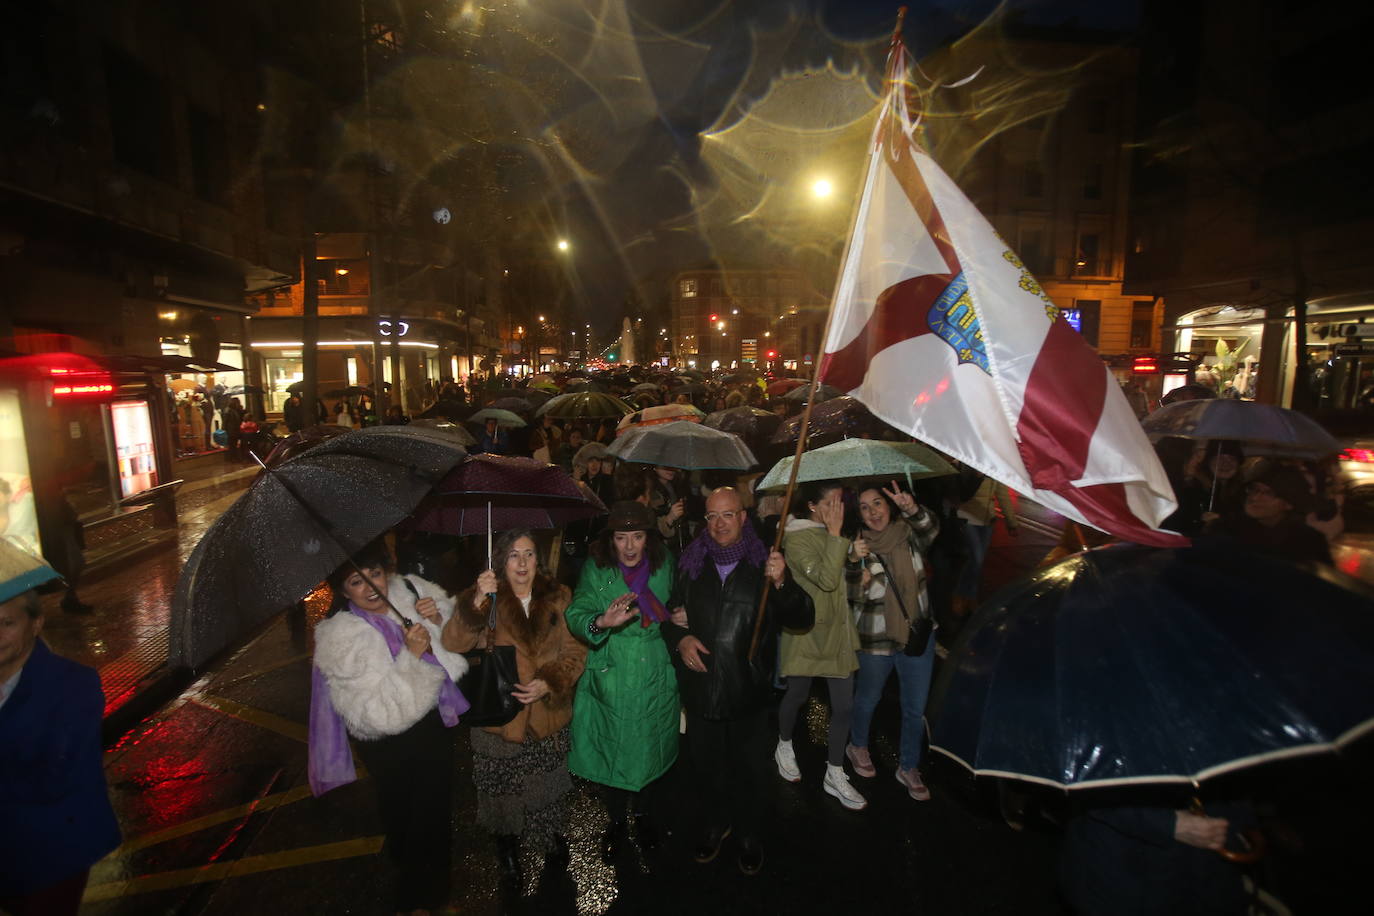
[111,400,159,498]
[0,389,42,553]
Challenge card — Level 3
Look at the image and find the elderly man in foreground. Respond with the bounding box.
[663,487,812,876]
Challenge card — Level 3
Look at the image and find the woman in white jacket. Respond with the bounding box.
[308,542,469,916]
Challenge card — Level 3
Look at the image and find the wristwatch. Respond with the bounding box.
[588,616,604,636]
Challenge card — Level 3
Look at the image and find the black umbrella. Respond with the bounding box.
[704,406,783,442]
[416,398,474,421]
[930,543,1374,792]
[168,427,468,669]
[782,382,843,403]
[771,396,887,444]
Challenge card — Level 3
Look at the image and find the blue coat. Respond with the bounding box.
[0,640,121,895]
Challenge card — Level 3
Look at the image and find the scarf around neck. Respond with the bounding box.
[864,516,925,644]
[679,522,769,580]
[618,559,668,627]
[308,603,469,796]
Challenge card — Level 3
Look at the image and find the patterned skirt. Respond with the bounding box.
[470,726,572,853]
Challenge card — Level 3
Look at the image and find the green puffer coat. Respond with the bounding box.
[565,556,680,791]
[780,520,860,678]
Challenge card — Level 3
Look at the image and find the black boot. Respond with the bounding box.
[495,834,522,888]
[600,821,627,864]
[631,811,660,853]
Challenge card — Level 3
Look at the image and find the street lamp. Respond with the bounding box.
[557,239,570,252]
[812,177,833,199]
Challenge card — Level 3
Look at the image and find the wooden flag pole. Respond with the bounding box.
[747,6,910,662]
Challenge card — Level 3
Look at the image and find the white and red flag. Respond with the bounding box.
[820,33,1183,546]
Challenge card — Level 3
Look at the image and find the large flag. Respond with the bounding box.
[819,34,1183,546]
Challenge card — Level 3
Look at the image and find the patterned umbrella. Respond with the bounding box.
[536,392,634,420]
[408,454,607,535]
[615,403,705,435]
[467,408,527,428]
[757,438,954,491]
[608,421,757,470]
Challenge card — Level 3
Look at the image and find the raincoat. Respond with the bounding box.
[780,518,859,678]
[565,556,679,791]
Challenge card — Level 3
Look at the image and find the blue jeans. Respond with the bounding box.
[849,643,935,770]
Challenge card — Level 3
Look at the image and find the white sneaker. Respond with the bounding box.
[774,740,801,783]
[823,764,867,810]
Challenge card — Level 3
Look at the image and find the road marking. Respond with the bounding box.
[82,836,385,901]
[191,694,308,743]
[113,783,316,854]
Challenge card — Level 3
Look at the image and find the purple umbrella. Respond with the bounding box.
[408,454,606,538]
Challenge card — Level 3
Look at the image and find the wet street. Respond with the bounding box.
[34,472,1374,915]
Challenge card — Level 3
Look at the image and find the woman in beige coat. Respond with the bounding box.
[443,530,587,887]
[776,481,866,811]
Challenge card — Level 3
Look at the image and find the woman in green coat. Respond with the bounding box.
[776,480,867,811]
[566,500,679,862]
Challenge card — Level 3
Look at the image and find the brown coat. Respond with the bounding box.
[441,577,587,744]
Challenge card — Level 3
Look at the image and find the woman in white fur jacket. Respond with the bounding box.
[308,542,469,916]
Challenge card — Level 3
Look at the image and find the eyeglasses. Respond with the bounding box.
[704,511,740,523]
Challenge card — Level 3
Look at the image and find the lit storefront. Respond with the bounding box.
[1169,297,1374,408]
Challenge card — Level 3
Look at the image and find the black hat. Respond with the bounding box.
[605,500,656,533]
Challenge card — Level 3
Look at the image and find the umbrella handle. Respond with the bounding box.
[1216,827,1266,864]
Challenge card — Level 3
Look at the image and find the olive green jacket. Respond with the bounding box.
[780,520,860,678]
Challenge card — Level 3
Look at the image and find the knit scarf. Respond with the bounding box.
[864,517,924,645]
[308,603,469,797]
[678,522,769,580]
[619,559,669,627]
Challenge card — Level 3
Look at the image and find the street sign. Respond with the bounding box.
[741,338,758,363]
[1334,343,1374,357]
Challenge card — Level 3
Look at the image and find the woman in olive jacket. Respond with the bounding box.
[776,480,867,811]
[565,501,679,861]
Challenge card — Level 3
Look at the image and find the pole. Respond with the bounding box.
[746,5,909,662]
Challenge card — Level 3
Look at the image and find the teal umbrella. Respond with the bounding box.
[0,540,61,604]
[467,408,527,428]
[757,438,955,491]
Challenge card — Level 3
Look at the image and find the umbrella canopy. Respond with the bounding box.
[564,379,608,394]
[0,539,61,604]
[608,421,757,470]
[615,403,705,435]
[757,438,955,491]
[782,382,843,403]
[405,418,478,446]
[169,427,468,668]
[491,387,552,405]
[467,408,527,428]
[669,381,705,395]
[262,424,353,469]
[490,396,536,413]
[536,392,634,420]
[1141,399,1341,457]
[415,398,474,422]
[408,454,607,535]
[929,544,1374,791]
[705,406,784,441]
[632,382,663,394]
[771,396,885,444]
[767,378,806,396]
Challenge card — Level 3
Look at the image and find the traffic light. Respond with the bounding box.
[709,314,718,323]
[766,350,778,359]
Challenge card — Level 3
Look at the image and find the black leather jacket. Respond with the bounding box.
[663,560,813,719]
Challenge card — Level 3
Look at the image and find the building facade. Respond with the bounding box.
[670,267,825,371]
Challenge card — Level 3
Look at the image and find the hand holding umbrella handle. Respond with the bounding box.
[1216,828,1266,864]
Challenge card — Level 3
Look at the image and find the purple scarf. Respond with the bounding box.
[308,603,469,797]
[619,560,669,627]
[678,521,769,580]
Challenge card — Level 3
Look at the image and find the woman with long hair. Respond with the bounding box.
[309,541,468,915]
[565,501,679,862]
[443,531,586,887]
[844,482,940,801]
[776,481,865,810]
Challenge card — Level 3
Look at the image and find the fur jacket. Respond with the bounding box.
[314,605,466,741]
[442,576,586,744]
[386,573,470,683]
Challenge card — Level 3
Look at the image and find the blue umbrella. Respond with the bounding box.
[930,543,1374,791]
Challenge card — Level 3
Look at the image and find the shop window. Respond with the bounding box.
[1130,300,1155,349]
[680,278,697,298]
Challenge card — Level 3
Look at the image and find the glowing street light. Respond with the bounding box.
[812,178,833,199]
[556,239,570,252]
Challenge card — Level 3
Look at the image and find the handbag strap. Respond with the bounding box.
[874,552,923,624]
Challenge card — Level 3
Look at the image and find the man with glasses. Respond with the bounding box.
[663,487,812,876]
[1208,466,1331,565]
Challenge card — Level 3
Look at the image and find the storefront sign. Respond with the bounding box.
[1334,343,1374,357]
[110,400,159,498]
[0,389,42,553]
[378,320,410,337]
[741,338,758,363]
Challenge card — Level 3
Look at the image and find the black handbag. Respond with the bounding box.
[876,552,933,657]
[457,594,522,727]
[403,578,521,727]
